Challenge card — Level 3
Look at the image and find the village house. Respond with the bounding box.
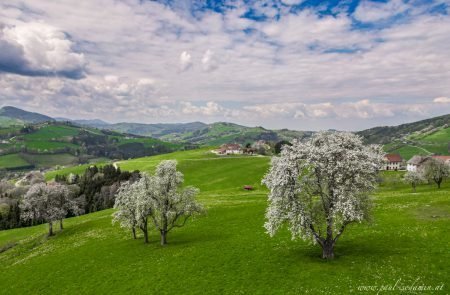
[407,155,450,171]
[406,155,428,172]
[431,155,450,165]
[214,143,242,155]
[383,154,403,170]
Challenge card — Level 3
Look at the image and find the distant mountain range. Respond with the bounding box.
[0,106,449,150]
[0,106,312,145]
[0,106,54,125]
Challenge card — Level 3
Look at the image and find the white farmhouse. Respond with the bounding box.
[406,155,428,172]
[215,143,242,155]
[383,154,403,170]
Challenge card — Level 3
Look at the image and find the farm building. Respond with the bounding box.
[383,154,403,170]
[214,143,242,155]
[431,155,450,165]
[407,155,428,172]
[407,155,450,171]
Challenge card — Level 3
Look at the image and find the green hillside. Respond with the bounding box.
[0,122,188,171]
[160,122,312,145]
[97,121,311,145]
[0,106,54,126]
[383,126,450,160]
[0,150,448,294]
[358,114,449,144]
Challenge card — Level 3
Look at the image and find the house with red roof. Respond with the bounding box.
[214,143,242,155]
[383,154,404,170]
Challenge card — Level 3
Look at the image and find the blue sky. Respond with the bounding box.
[0,0,449,130]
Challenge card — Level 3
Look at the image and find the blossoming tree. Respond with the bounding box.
[113,160,203,245]
[403,171,424,192]
[150,160,203,245]
[20,182,83,236]
[262,132,383,259]
[113,181,140,240]
[423,158,449,189]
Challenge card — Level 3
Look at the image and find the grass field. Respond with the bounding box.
[384,127,449,160]
[21,153,78,168]
[0,153,30,169]
[0,150,449,294]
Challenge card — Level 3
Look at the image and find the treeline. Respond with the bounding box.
[0,165,139,230]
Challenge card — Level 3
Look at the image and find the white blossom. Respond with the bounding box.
[262,131,383,259]
[20,182,83,236]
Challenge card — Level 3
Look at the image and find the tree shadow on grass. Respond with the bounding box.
[282,237,409,264]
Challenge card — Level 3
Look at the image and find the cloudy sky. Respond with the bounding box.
[0,0,449,131]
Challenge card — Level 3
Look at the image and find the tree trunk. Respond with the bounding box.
[132,227,136,239]
[141,219,149,244]
[437,180,441,189]
[321,240,335,259]
[60,219,64,230]
[412,183,416,193]
[160,230,167,246]
[48,222,54,236]
[143,228,148,244]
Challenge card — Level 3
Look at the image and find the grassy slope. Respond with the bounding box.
[384,127,449,160]
[0,150,449,294]
[1,123,186,170]
[0,154,29,169]
[0,116,22,127]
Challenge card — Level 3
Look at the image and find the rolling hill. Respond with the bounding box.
[87,122,311,145]
[357,114,450,159]
[0,121,188,171]
[0,149,448,294]
[0,106,54,127]
[1,106,448,161]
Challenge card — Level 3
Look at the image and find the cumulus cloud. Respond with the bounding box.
[179,51,192,71]
[182,101,225,116]
[201,49,219,72]
[433,96,450,103]
[0,0,449,129]
[244,99,434,120]
[0,22,86,79]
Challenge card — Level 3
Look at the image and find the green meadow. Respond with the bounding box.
[0,154,29,169]
[0,149,449,294]
[384,127,450,160]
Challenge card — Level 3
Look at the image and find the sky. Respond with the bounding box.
[0,0,449,131]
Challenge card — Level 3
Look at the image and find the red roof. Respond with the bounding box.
[384,154,403,162]
[432,155,450,161]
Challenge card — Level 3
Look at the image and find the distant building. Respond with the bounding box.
[252,140,271,155]
[406,155,428,172]
[215,143,242,155]
[383,154,403,170]
[407,155,450,171]
[431,155,450,165]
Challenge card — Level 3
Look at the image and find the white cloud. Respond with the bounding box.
[181,101,230,117]
[0,0,449,130]
[179,51,192,71]
[0,22,86,78]
[280,0,305,6]
[354,0,409,23]
[433,96,450,103]
[201,49,219,72]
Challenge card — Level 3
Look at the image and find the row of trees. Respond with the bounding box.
[20,182,84,236]
[403,158,450,191]
[113,160,203,245]
[0,165,139,231]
